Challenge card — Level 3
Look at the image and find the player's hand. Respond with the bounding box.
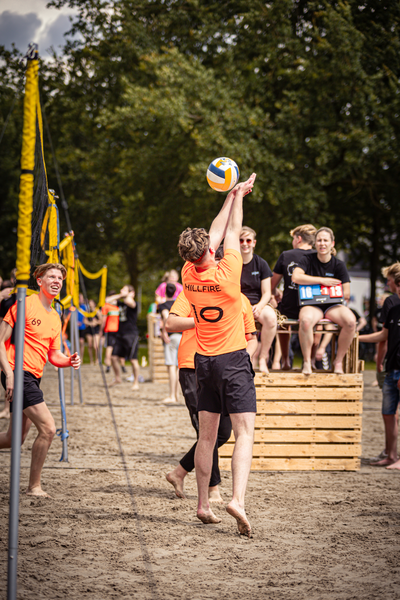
[70,352,81,370]
[236,173,256,196]
[377,363,384,373]
[322,278,341,286]
[274,289,283,302]
[5,372,14,402]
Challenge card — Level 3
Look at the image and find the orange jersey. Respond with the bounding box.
[171,291,256,369]
[182,249,246,356]
[102,302,120,332]
[3,294,61,379]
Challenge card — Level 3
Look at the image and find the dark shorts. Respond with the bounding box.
[79,328,86,339]
[1,371,44,413]
[85,325,100,336]
[195,349,256,415]
[106,332,117,348]
[278,302,300,321]
[112,332,139,361]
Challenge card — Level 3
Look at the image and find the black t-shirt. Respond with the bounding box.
[117,300,138,336]
[273,248,315,318]
[157,300,174,314]
[297,253,350,284]
[384,303,400,371]
[380,294,400,324]
[240,254,272,305]
[0,293,17,319]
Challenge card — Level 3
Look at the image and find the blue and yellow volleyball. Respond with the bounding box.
[206,157,240,192]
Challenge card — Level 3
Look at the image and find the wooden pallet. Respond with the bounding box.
[147,313,169,383]
[219,365,363,472]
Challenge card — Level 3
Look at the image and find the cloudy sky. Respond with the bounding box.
[0,0,77,57]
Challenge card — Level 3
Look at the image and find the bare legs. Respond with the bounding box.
[298,306,324,374]
[0,403,56,496]
[298,305,356,374]
[226,412,255,536]
[131,358,140,391]
[163,365,179,403]
[324,306,356,373]
[194,410,255,536]
[257,305,277,374]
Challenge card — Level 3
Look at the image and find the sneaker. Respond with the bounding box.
[138,375,145,383]
[126,374,135,382]
[369,450,387,463]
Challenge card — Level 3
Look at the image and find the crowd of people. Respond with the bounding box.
[1,178,399,535]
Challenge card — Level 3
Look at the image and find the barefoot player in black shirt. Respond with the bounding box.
[292,227,356,375]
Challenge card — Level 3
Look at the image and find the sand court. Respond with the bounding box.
[1,367,400,600]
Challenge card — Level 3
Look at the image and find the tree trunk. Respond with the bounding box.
[369,208,381,326]
[123,248,139,290]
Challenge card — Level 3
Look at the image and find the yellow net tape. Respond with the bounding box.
[66,259,108,317]
[16,58,39,287]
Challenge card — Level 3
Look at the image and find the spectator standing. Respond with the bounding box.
[158,283,182,404]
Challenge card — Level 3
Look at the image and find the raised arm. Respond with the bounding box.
[224,173,256,253]
[208,188,237,250]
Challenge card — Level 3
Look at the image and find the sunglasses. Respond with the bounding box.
[240,238,254,244]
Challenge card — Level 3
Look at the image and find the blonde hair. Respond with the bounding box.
[316,227,337,256]
[178,228,210,263]
[240,226,257,239]
[33,263,67,280]
[290,224,316,246]
[382,262,400,279]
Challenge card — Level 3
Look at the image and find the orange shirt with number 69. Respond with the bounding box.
[3,294,61,379]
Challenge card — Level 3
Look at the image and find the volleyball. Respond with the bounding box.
[206,157,240,192]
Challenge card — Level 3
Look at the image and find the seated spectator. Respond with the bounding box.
[239,226,277,373]
[271,224,317,370]
[292,227,356,375]
[158,283,182,404]
[155,270,183,304]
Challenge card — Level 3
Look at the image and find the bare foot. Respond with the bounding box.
[302,361,312,375]
[333,361,344,374]
[166,472,186,499]
[109,379,122,387]
[258,358,269,374]
[371,380,379,387]
[281,360,291,371]
[226,501,251,537]
[197,508,221,524]
[208,486,224,504]
[131,384,139,391]
[271,362,280,371]
[26,487,51,498]
[0,408,10,419]
[386,459,400,470]
[162,397,178,405]
[371,458,396,467]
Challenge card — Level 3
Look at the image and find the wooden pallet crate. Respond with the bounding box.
[147,313,169,383]
[219,362,364,472]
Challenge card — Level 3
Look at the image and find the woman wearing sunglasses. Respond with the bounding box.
[239,226,276,374]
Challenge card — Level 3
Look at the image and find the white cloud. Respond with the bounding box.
[0,11,42,52]
[0,1,77,56]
